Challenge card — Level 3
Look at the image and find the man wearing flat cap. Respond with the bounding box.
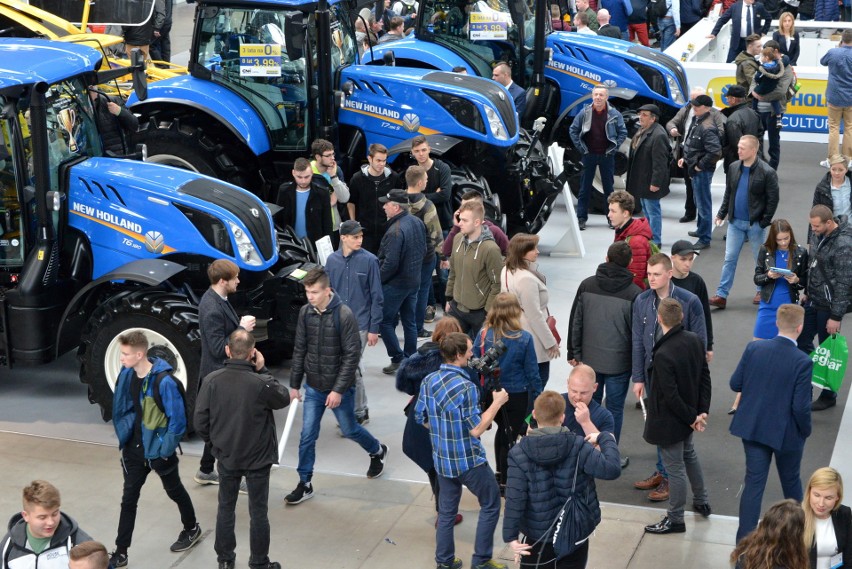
[377,189,428,374]
[721,84,764,172]
[679,94,723,251]
[326,220,384,424]
[627,104,671,247]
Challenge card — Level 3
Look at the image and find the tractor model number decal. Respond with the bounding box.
[70,202,175,254]
[342,101,439,135]
[239,44,282,77]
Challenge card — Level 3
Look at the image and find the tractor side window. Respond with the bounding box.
[0,119,26,267]
[196,7,309,151]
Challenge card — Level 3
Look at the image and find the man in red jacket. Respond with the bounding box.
[608,190,653,289]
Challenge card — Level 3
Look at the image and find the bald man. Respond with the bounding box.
[561,364,616,437]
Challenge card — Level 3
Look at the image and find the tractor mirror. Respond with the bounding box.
[283,12,305,60]
[131,48,148,102]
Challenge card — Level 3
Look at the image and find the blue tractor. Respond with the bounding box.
[362,0,690,212]
[0,38,312,425]
[126,0,559,234]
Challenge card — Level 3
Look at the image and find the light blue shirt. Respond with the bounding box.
[294,188,309,239]
[831,177,852,219]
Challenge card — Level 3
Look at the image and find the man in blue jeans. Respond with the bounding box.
[567,241,641,468]
[285,268,389,506]
[415,333,509,569]
[569,84,627,230]
[709,135,778,309]
[679,94,722,250]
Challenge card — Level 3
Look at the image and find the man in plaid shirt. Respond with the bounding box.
[415,333,509,569]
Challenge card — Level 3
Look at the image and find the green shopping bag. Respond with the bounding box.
[811,334,848,392]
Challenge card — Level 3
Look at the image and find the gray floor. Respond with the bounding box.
[0,140,848,569]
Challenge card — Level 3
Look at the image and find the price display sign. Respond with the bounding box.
[468,12,509,40]
[239,44,282,77]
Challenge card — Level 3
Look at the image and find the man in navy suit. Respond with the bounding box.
[708,0,772,63]
[195,259,256,487]
[729,303,813,542]
[491,62,527,117]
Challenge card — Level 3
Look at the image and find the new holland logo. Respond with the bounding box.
[402,113,421,133]
[144,231,165,254]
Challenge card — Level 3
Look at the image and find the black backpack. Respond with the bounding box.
[650,0,669,19]
[151,370,187,416]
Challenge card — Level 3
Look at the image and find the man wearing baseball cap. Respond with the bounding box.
[326,220,384,425]
[626,103,671,247]
[670,240,714,364]
[721,85,763,173]
[377,189,428,374]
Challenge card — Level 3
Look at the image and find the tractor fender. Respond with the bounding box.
[56,259,186,357]
[127,76,271,156]
[362,39,468,71]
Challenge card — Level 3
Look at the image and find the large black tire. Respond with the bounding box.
[78,289,201,432]
[139,118,254,193]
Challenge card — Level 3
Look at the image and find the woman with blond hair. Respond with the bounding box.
[474,292,542,489]
[502,233,559,384]
[772,13,800,65]
[732,499,809,569]
[802,467,852,569]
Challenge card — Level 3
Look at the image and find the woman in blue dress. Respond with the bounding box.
[730,219,808,413]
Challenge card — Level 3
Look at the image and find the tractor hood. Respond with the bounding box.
[66,158,277,278]
[0,38,100,92]
[339,66,519,151]
[546,33,688,107]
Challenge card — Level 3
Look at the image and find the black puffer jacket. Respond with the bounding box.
[503,426,621,543]
[91,92,139,155]
[289,293,361,393]
[807,222,852,320]
[717,158,779,228]
[754,245,808,304]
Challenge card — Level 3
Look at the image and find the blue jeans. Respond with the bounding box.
[215,464,272,568]
[296,385,380,482]
[690,169,714,244]
[436,463,501,567]
[658,17,676,51]
[736,439,804,542]
[381,284,419,363]
[592,370,630,442]
[576,152,615,221]
[759,111,781,170]
[716,218,766,298]
[415,260,434,334]
[640,198,662,246]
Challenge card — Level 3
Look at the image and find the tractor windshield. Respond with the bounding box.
[419,0,542,84]
[195,5,356,151]
[0,116,26,267]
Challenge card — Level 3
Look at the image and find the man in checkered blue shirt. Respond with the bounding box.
[415,332,509,569]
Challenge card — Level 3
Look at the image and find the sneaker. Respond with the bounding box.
[109,552,128,568]
[620,456,630,469]
[218,562,235,569]
[254,564,281,569]
[367,443,388,478]
[776,115,783,129]
[473,561,508,569]
[285,481,314,505]
[437,558,463,569]
[578,219,586,231]
[382,361,400,375]
[425,305,436,323]
[239,478,248,495]
[194,470,219,485]
[170,523,202,552]
[418,328,433,339]
[820,159,831,168]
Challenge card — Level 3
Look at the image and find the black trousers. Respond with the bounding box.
[448,301,487,340]
[520,538,589,569]
[684,173,696,217]
[215,463,273,568]
[493,391,530,485]
[797,302,837,401]
[116,445,196,549]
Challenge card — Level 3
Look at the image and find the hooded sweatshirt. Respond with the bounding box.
[446,225,503,312]
[614,217,654,289]
[568,262,642,374]
[1,512,91,569]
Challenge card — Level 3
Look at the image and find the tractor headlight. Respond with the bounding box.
[485,106,509,141]
[667,75,686,105]
[229,222,263,266]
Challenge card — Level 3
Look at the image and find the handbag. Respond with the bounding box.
[550,455,597,559]
[547,313,561,346]
[811,334,848,392]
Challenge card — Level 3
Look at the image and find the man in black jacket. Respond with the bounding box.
[347,143,401,254]
[568,241,641,451]
[195,329,290,569]
[627,104,671,247]
[88,88,138,155]
[710,134,779,308]
[286,268,388,505]
[643,298,712,535]
[196,259,256,488]
[275,158,333,245]
[708,0,772,63]
[721,85,764,171]
[799,205,852,411]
